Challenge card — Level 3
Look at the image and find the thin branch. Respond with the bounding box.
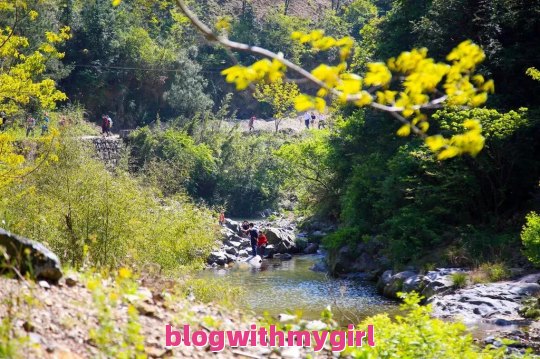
[173,0,448,127]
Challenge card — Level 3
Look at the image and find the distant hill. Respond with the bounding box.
[208,0,337,20]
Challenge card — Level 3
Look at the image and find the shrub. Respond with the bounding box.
[470,262,510,284]
[0,130,217,272]
[522,211,540,265]
[451,272,468,289]
[343,293,509,358]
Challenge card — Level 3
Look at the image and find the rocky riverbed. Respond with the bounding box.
[206,217,321,267]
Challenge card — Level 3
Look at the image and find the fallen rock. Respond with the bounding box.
[0,228,62,282]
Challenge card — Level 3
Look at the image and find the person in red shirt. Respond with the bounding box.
[257,230,268,257]
[218,211,225,226]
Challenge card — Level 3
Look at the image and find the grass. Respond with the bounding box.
[451,272,468,289]
[3,107,99,141]
[469,262,510,284]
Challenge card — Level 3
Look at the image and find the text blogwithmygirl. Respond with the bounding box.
[166,324,375,352]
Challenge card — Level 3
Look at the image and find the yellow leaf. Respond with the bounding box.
[396,124,411,137]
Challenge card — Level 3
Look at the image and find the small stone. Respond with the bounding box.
[38,280,51,289]
[65,275,78,287]
[136,302,157,317]
[145,346,169,358]
[22,321,35,332]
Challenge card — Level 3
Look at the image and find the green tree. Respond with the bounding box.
[253,80,300,132]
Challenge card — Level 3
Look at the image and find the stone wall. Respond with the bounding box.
[84,136,124,167]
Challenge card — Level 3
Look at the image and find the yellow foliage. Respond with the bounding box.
[0,3,70,116]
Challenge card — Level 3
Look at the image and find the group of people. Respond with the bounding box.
[25,113,50,137]
[303,112,326,129]
[246,112,327,132]
[219,213,268,258]
[241,220,268,257]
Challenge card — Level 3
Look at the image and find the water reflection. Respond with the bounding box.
[199,254,397,325]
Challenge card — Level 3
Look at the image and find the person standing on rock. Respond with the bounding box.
[241,220,250,236]
[248,116,256,132]
[248,223,259,256]
[219,211,225,226]
[257,230,268,257]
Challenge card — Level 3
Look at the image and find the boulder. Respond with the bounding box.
[224,219,241,235]
[265,244,276,259]
[383,271,417,298]
[0,228,62,282]
[207,251,227,266]
[421,277,455,298]
[377,270,394,292]
[224,246,238,256]
[220,227,236,242]
[303,243,319,254]
[224,253,237,263]
[238,249,249,258]
[402,274,428,293]
[265,227,296,254]
[225,240,241,249]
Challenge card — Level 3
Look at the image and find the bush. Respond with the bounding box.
[343,293,509,358]
[469,263,510,284]
[522,211,540,265]
[451,272,468,289]
[0,130,217,272]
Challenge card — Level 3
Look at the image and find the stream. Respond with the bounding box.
[199,253,398,325]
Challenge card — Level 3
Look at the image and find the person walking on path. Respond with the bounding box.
[310,112,316,128]
[41,112,50,135]
[257,230,268,257]
[248,116,256,132]
[304,112,311,129]
[26,116,36,137]
[248,223,259,256]
[318,115,326,129]
[101,115,108,135]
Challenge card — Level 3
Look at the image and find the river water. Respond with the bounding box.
[199,254,397,325]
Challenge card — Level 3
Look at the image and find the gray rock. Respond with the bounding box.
[224,253,237,263]
[280,253,292,260]
[207,251,227,266]
[265,245,276,259]
[383,271,417,298]
[311,261,327,272]
[421,277,454,298]
[0,228,62,282]
[238,249,249,258]
[402,274,428,293]
[265,228,296,254]
[224,247,238,256]
[303,243,319,254]
[224,219,241,235]
[377,270,394,292]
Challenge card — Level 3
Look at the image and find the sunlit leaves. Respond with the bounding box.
[253,80,300,125]
[527,67,540,81]
[221,57,286,90]
[0,5,71,115]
